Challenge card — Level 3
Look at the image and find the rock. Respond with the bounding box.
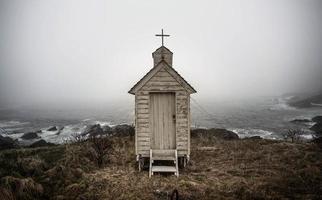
[102,125,112,134]
[0,135,19,150]
[312,116,322,124]
[191,128,239,140]
[288,94,322,108]
[244,136,262,140]
[312,136,322,148]
[29,139,55,148]
[56,127,64,135]
[310,116,322,135]
[111,124,135,137]
[290,119,311,123]
[310,123,322,134]
[81,124,104,137]
[47,126,57,131]
[21,132,40,140]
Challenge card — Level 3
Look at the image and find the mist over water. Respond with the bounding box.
[0,0,322,143]
[1,0,322,108]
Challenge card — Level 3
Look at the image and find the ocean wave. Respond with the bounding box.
[269,97,296,111]
[94,121,113,127]
[0,120,29,128]
[300,134,314,140]
[228,128,276,139]
[40,124,87,144]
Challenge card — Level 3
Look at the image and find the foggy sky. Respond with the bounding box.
[1,0,322,108]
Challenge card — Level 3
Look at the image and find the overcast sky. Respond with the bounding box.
[1,0,322,108]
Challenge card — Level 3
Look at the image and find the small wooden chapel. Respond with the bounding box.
[129,30,196,177]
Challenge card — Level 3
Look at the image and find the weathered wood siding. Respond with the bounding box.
[135,64,190,157]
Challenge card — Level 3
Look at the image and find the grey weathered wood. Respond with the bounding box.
[149,149,179,177]
[150,93,176,150]
[129,45,196,175]
[152,166,177,172]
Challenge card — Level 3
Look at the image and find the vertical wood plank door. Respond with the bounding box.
[150,93,176,150]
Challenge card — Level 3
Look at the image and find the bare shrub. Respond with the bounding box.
[283,129,304,143]
[71,132,87,143]
[88,134,113,168]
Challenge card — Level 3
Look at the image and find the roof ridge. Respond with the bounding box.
[128,61,196,94]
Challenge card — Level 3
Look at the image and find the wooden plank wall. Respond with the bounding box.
[135,66,189,157]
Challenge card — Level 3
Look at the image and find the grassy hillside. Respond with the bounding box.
[0,134,321,200]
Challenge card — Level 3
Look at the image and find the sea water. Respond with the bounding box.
[0,96,321,144]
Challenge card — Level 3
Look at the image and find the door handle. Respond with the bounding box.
[172,114,176,122]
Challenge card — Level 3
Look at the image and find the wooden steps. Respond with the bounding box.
[151,166,177,173]
[149,149,179,177]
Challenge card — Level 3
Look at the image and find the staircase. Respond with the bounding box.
[149,149,179,177]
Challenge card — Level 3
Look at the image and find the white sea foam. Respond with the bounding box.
[229,128,276,139]
[300,134,314,140]
[40,124,88,144]
[7,132,25,140]
[269,97,295,111]
[0,120,29,128]
[94,121,113,127]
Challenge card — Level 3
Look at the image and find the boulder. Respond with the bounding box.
[244,136,262,140]
[288,94,322,108]
[47,126,57,131]
[0,135,19,150]
[290,119,311,123]
[21,132,40,140]
[111,124,135,137]
[312,116,322,124]
[56,127,64,135]
[310,123,322,135]
[102,125,112,134]
[29,139,55,148]
[312,136,322,149]
[191,128,239,140]
[81,124,104,137]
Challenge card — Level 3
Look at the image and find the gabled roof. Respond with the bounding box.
[128,60,197,95]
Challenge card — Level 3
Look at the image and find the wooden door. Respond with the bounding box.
[150,93,176,150]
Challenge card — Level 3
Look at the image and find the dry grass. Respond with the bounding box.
[0,136,321,199]
[82,137,322,200]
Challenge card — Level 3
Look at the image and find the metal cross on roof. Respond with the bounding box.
[155,29,170,46]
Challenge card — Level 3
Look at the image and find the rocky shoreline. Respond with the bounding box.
[1,114,322,151]
[1,126,322,199]
[0,124,135,150]
[290,115,322,136]
[287,93,322,108]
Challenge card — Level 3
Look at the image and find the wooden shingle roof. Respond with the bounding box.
[128,60,196,94]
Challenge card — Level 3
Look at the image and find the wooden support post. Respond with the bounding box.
[149,149,152,178]
[175,150,179,177]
